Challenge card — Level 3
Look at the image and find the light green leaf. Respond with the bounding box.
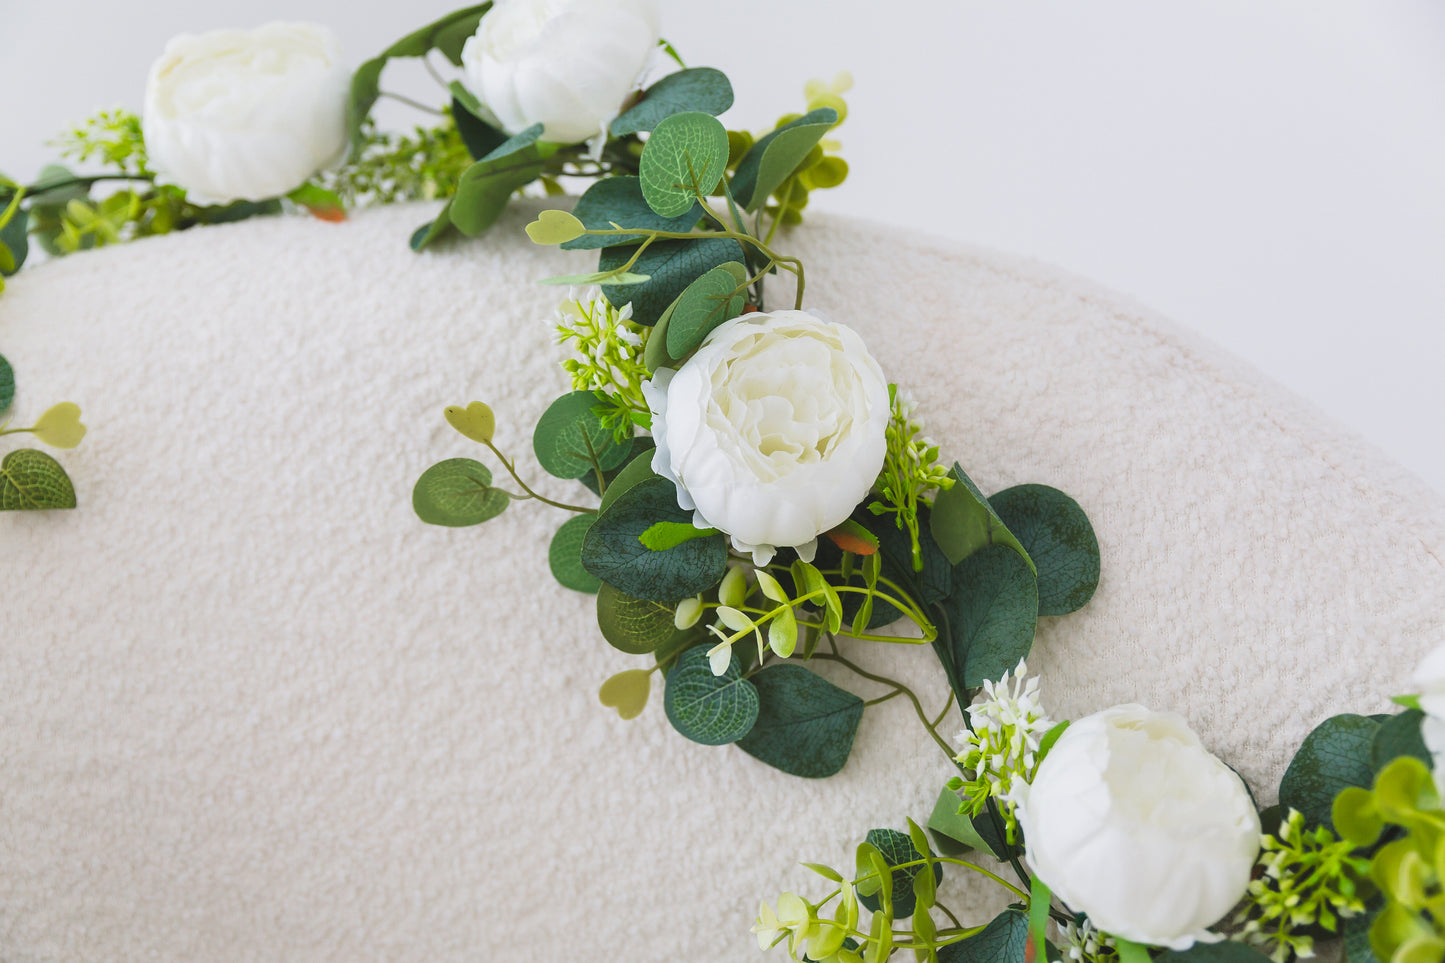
[926,784,997,859]
[581,477,728,602]
[665,261,748,358]
[596,582,684,654]
[639,520,720,551]
[856,828,939,919]
[942,545,1039,689]
[599,669,652,720]
[0,353,13,413]
[736,664,864,778]
[755,570,789,604]
[600,237,747,326]
[990,484,1099,616]
[31,402,86,449]
[549,515,601,593]
[525,209,587,245]
[767,606,798,658]
[639,111,730,217]
[443,401,495,444]
[0,200,28,276]
[611,67,734,136]
[0,448,76,510]
[411,457,508,527]
[531,390,633,480]
[930,462,1034,572]
[664,645,759,745]
[561,176,701,251]
[732,107,838,212]
[538,270,649,287]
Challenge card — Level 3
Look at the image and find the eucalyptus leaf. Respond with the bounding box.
[586,441,658,504]
[561,176,702,251]
[598,669,651,720]
[926,784,997,859]
[1278,713,1381,829]
[549,515,601,593]
[0,353,13,413]
[1372,709,1432,772]
[349,4,492,147]
[411,458,508,527]
[532,390,633,480]
[0,449,77,510]
[639,111,730,217]
[31,402,87,449]
[451,94,507,160]
[732,107,838,212]
[525,209,586,245]
[443,401,495,444]
[581,477,728,602]
[1155,943,1276,963]
[665,262,748,358]
[450,124,551,236]
[0,205,27,276]
[736,664,864,778]
[596,582,682,654]
[599,237,748,325]
[941,545,1039,690]
[664,646,759,746]
[937,908,1027,963]
[410,203,455,251]
[538,271,650,287]
[930,463,1033,572]
[611,67,734,136]
[990,484,1099,616]
[856,828,940,919]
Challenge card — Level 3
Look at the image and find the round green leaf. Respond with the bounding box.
[1373,709,1433,773]
[412,458,509,527]
[665,262,748,358]
[0,352,13,414]
[610,67,734,136]
[531,391,632,480]
[581,476,728,602]
[1278,713,1380,830]
[639,111,729,218]
[597,582,680,654]
[0,448,76,510]
[942,545,1039,690]
[989,484,1100,617]
[663,645,759,746]
[600,236,747,326]
[857,828,941,919]
[736,664,864,778]
[549,515,601,593]
[937,910,1027,963]
[599,669,652,720]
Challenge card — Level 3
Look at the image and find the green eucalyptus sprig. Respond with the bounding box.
[0,353,85,511]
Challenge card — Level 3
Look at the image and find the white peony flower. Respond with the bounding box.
[1012,705,1261,950]
[643,310,890,566]
[143,22,350,205]
[461,0,660,147]
[1412,644,1445,792]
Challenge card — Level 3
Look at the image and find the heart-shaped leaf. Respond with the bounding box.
[525,209,587,246]
[599,669,652,720]
[664,645,759,745]
[30,402,86,449]
[412,458,509,527]
[561,176,703,251]
[0,448,76,510]
[444,401,496,444]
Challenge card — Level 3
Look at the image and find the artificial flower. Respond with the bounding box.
[1012,704,1261,950]
[143,22,349,204]
[460,0,660,147]
[643,310,890,566]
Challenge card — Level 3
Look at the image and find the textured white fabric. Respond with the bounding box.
[1,200,1442,962]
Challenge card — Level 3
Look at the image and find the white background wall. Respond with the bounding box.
[3,0,1442,493]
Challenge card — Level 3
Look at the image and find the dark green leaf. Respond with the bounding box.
[581,477,728,602]
[562,176,702,251]
[731,107,838,212]
[1278,714,1381,829]
[0,449,76,510]
[736,664,864,778]
[873,505,952,607]
[410,203,455,251]
[452,95,508,160]
[0,206,27,276]
[349,4,492,147]
[590,442,658,507]
[931,463,1033,571]
[856,828,941,919]
[532,390,633,480]
[943,545,1039,689]
[665,262,748,357]
[1156,943,1276,963]
[450,124,550,236]
[596,582,683,654]
[1344,905,1382,963]
[411,457,508,526]
[639,112,730,217]
[990,484,1099,616]
[548,515,600,593]
[599,237,748,325]
[1372,710,1431,773]
[0,353,13,413]
[664,646,759,745]
[611,67,734,136]
[938,908,1027,963]
[190,198,282,224]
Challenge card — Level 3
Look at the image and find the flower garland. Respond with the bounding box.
[6,5,1438,963]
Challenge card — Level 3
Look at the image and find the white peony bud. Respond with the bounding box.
[460,0,660,146]
[1012,705,1261,950]
[143,22,349,205]
[643,310,891,566]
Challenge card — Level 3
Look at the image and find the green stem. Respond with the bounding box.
[579,225,804,308]
[483,440,597,514]
[0,187,26,231]
[856,854,1028,902]
[810,651,955,760]
[379,91,446,116]
[22,172,154,194]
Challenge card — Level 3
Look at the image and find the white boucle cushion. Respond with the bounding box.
[1,201,1442,962]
